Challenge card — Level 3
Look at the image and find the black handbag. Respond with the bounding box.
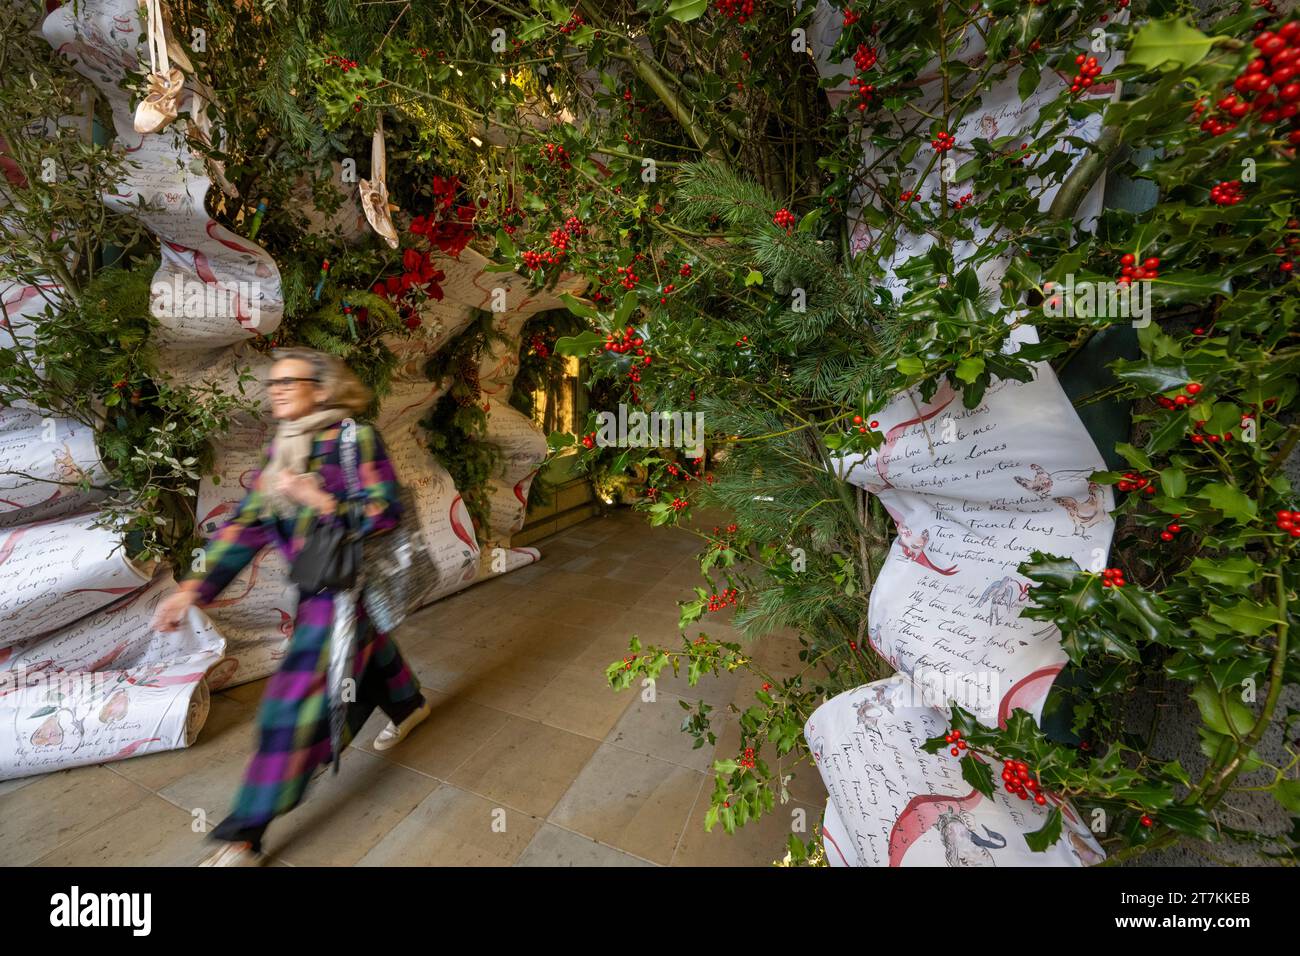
[289,487,365,595]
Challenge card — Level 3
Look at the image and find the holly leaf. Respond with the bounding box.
[1208,600,1283,637]
[555,330,603,356]
[666,0,709,21]
[1272,780,1300,814]
[960,755,996,798]
[558,292,597,319]
[1112,357,1189,393]
[955,356,985,384]
[1024,806,1063,852]
[1195,482,1257,523]
[1128,18,1217,71]
[1185,556,1260,588]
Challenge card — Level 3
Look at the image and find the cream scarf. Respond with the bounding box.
[258,407,349,519]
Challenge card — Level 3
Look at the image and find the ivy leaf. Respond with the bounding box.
[743,269,764,287]
[1128,18,1217,71]
[1024,806,1063,852]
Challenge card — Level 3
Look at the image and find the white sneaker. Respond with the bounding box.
[373,697,433,751]
[199,841,263,867]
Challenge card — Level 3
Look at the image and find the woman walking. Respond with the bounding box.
[152,348,434,866]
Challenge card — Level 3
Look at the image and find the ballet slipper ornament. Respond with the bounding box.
[133,0,185,135]
[357,116,400,249]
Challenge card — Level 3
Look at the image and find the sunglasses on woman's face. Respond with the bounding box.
[266,377,320,390]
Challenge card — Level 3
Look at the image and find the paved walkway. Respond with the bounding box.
[0,508,825,866]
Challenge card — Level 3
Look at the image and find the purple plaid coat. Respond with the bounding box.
[186,421,422,840]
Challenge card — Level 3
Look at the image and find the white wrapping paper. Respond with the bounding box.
[0,572,224,780]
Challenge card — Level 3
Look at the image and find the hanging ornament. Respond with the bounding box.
[313,259,330,301]
[341,300,358,340]
[133,0,186,135]
[246,197,268,240]
[357,113,400,249]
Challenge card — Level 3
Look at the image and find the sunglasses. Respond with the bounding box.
[266,377,320,389]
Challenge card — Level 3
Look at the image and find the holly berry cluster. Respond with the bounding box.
[615,258,642,289]
[1155,380,1203,411]
[842,7,860,26]
[739,746,757,770]
[603,325,651,387]
[1116,470,1157,496]
[951,190,974,211]
[541,142,571,169]
[1190,416,1233,445]
[678,262,692,278]
[558,11,585,34]
[943,728,968,756]
[530,333,550,359]
[773,207,796,231]
[899,189,918,203]
[1159,517,1185,543]
[931,129,956,152]
[324,53,359,72]
[1275,509,1300,539]
[848,43,879,111]
[580,430,598,449]
[714,0,756,23]
[707,588,739,612]
[850,413,879,434]
[671,496,689,511]
[1215,20,1300,146]
[1210,180,1245,206]
[1100,566,1127,588]
[1069,53,1103,95]
[1001,759,1048,805]
[1117,253,1159,285]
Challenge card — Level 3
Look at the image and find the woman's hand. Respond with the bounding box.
[152,588,199,632]
[274,471,335,513]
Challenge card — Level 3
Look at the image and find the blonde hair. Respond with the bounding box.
[270,347,372,414]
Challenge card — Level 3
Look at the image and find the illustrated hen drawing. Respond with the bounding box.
[1053,481,1107,536]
